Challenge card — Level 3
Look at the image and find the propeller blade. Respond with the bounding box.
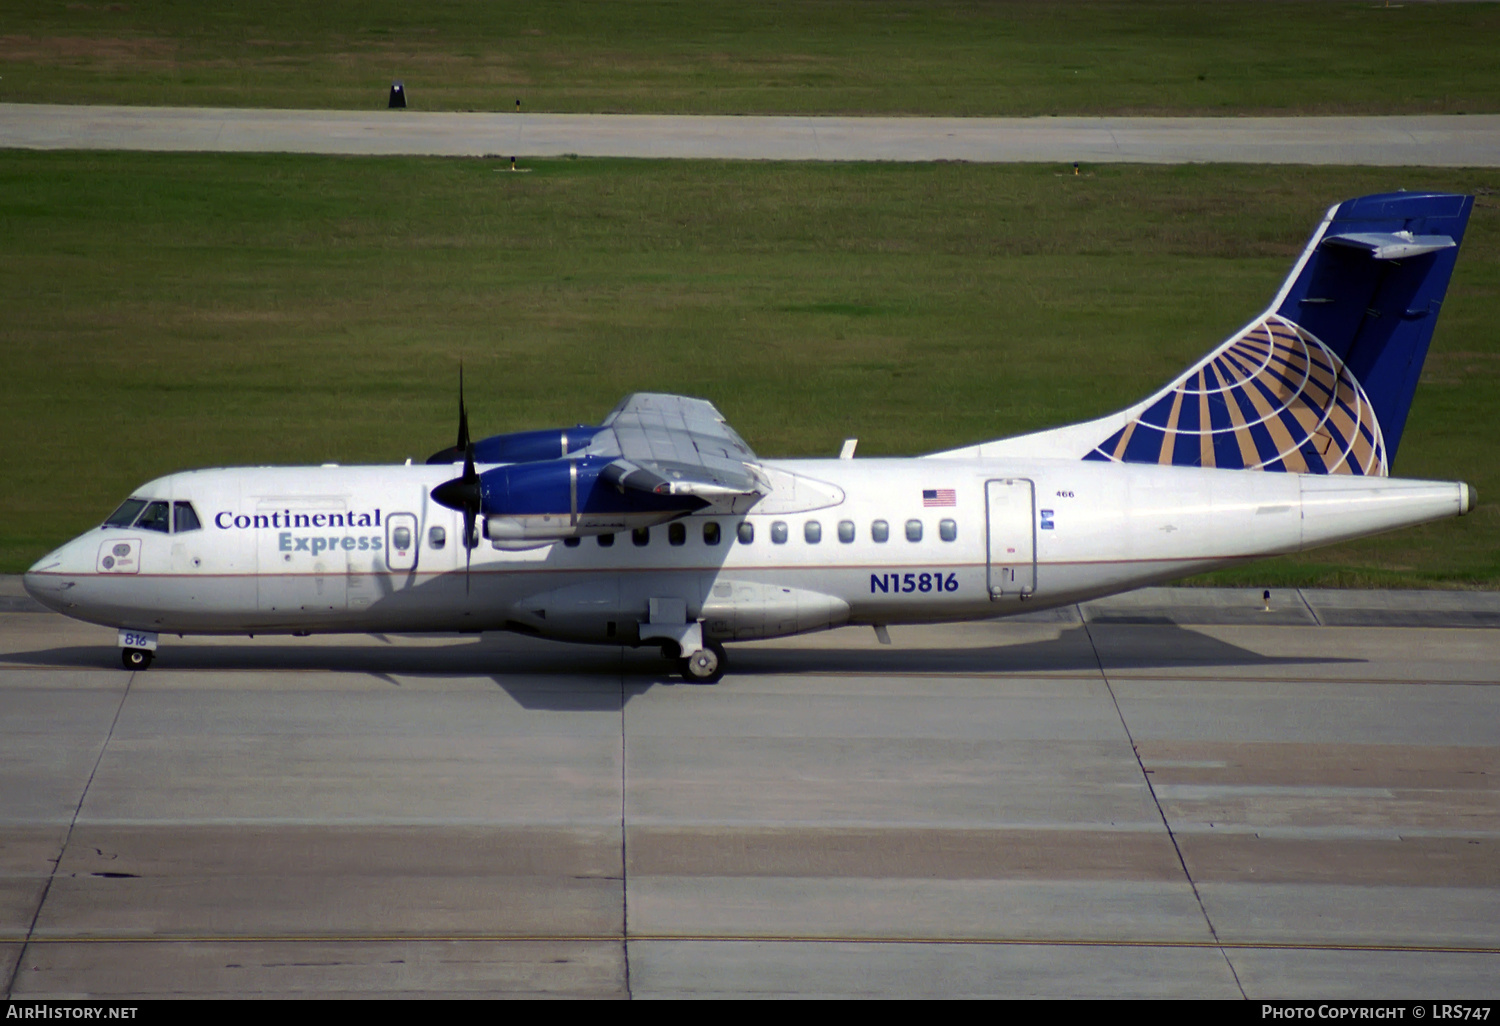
[463,508,475,594]
[462,436,476,594]
[457,362,471,453]
[426,364,472,464]
[432,428,483,594]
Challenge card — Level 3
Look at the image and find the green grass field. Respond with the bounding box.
[1,152,1495,585]
[3,0,1499,115]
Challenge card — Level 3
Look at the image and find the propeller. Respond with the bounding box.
[430,366,481,591]
[425,363,472,465]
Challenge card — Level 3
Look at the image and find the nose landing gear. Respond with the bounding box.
[116,628,158,671]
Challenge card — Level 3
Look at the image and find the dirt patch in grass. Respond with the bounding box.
[0,34,175,66]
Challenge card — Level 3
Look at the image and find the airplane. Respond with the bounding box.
[24,191,1478,683]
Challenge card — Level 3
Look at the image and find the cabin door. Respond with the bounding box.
[985,479,1036,599]
[256,501,350,615]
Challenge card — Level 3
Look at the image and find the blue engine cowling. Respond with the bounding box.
[477,456,702,547]
[427,426,602,466]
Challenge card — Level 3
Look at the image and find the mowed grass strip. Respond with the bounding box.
[2,0,1499,116]
[1,152,1496,585]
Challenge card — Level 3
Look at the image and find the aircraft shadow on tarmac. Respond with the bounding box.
[1,623,1358,712]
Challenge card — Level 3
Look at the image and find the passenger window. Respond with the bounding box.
[598,533,615,547]
[703,522,721,546]
[428,525,447,549]
[771,521,788,544]
[564,537,581,548]
[871,520,889,543]
[906,519,923,542]
[135,501,171,534]
[668,522,686,546]
[633,527,650,547]
[939,519,957,542]
[804,521,822,544]
[838,520,855,544]
[173,502,202,533]
[105,498,147,528]
[737,522,754,544]
[393,526,412,550]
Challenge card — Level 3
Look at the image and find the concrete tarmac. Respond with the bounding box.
[4,104,1500,165]
[1,585,1496,998]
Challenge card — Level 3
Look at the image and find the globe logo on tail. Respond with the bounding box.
[1086,315,1386,476]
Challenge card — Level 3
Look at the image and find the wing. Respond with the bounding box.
[583,393,769,500]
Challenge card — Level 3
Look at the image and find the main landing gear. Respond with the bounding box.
[680,641,727,684]
[121,647,154,670]
[660,639,727,684]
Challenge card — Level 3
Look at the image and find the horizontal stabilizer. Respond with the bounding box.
[1322,232,1455,260]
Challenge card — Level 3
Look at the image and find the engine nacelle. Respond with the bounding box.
[473,426,600,464]
[478,456,703,548]
[427,425,601,466]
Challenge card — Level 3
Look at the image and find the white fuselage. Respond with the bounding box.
[24,457,1473,646]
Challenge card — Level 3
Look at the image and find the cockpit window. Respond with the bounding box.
[173,502,202,533]
[135,501,171,534]
[104,498,147,528]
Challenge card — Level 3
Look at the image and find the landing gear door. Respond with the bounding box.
[986,478,1036,600]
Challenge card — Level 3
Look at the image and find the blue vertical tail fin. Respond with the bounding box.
[1271,191,1472,469]
[1072,192,1473,476]
[927,192,1473,471]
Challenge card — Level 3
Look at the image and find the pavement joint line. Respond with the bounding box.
[6,667,136,998]
[619,646,631,1001]
[1084,616,1247,998]
[5,935,1499,955]
[1296,588,1325,627]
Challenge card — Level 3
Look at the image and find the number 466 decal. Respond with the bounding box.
[870,572,959,594]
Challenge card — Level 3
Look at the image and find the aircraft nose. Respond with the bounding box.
[23,535,93,613]
[23,561,65,612]
[20,574,46,607]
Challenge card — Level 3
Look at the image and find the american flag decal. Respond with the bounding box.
[923,488,956,507]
